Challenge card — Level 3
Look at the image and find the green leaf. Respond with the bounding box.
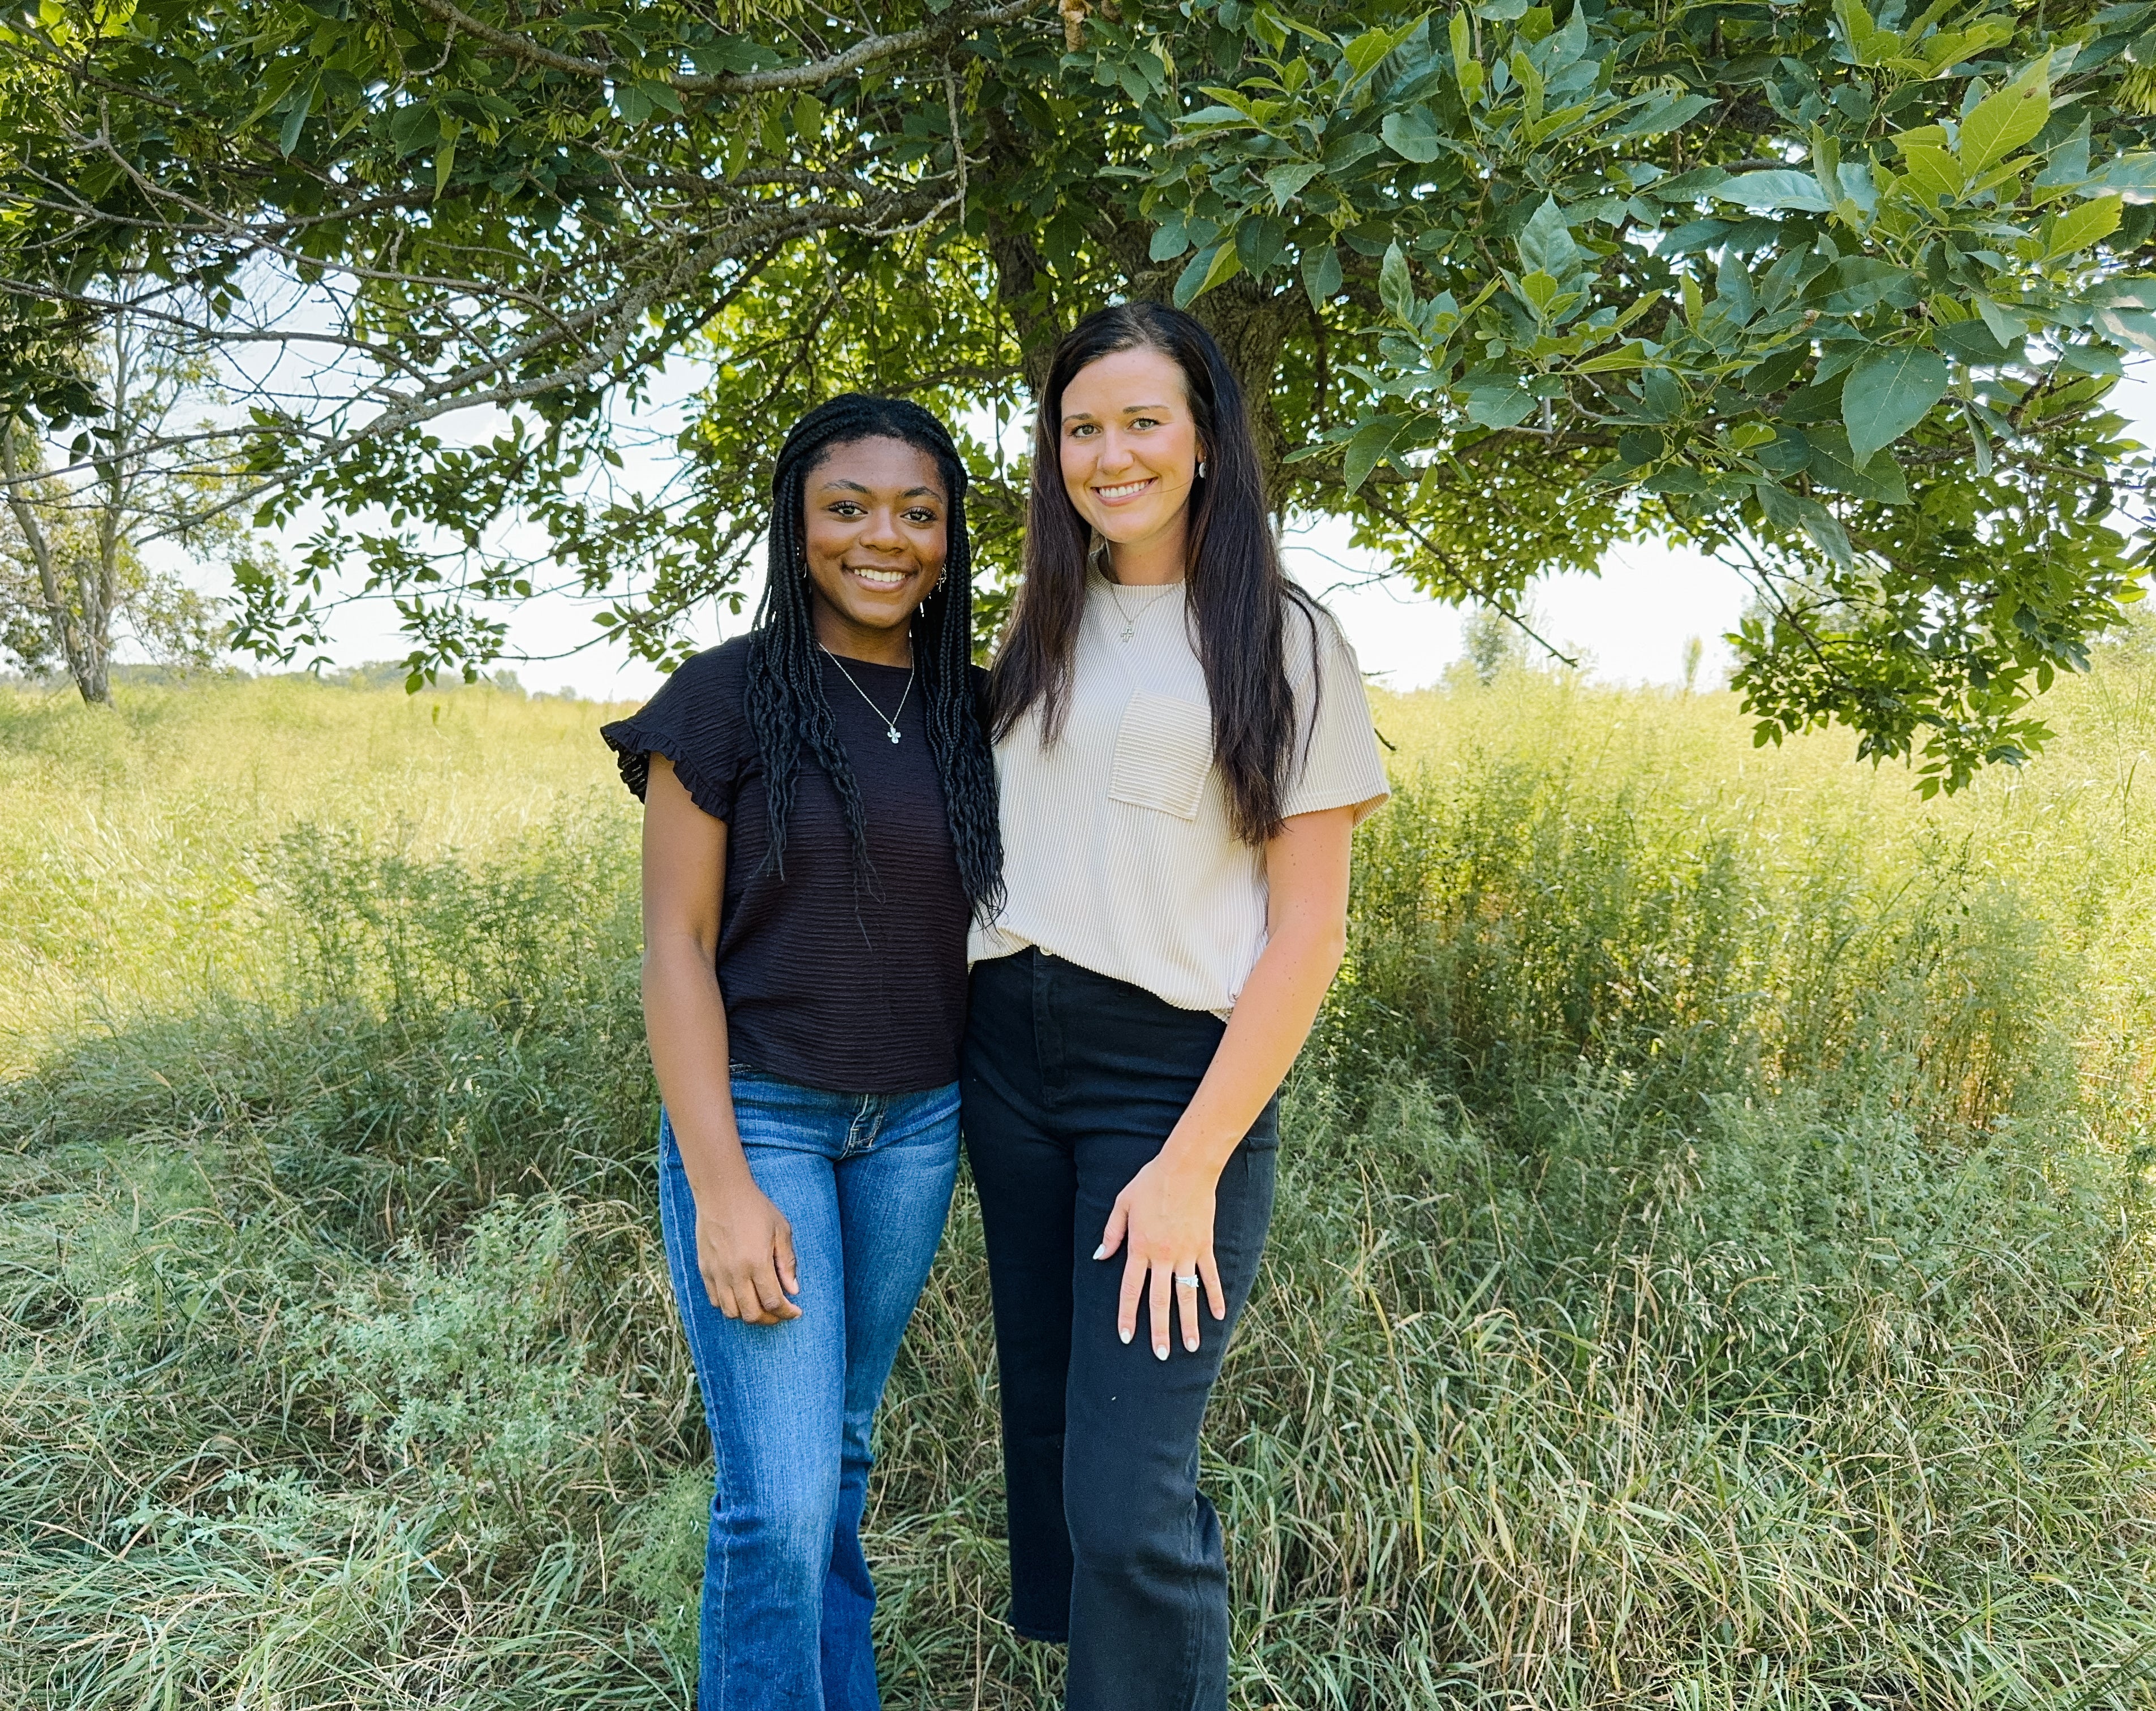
[2091,276,2156,310]
[1177,105,1257,130]
[2043,195,2122,257]
[1379,242,1415,322]
[1974,295,2028,345]
[1896,143,1963,200]
[1957,60,2050,173]
[278,89,314,157]
[1450,12,1483,104]
[1237,216,1287,276]
[1712,171,1833,212]
[1834,0,1891,65]
[1148,213,1190,262]
[2093,306,2156,354]
[1803,424,1911,502]
[1174,242,1242,307]
[1341,22,1413,83]
[1516,197,1578,280]
[2094,153,2156,199]
[1543,2,1589,67]
[1754,480,1853,567]
[1817,258,1911,315]
[1381,106,1443,163]
[1936,320,2019,363]
[388,101,441,157]
[1342,416,1406,492]
[1264,163,1321,208]
[1465,381,1537,428]
[1842,346,1948,465]
[1649,166,1744,203]
[1606,92,1712,139]
[1302,243,1344,310]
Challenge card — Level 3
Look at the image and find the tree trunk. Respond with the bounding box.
[1188,280,1296,514]
[0,422,109,704]
[983,219,1064,401]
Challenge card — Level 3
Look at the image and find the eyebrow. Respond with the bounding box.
[816,479,943,500]
[1061,402,1174,424]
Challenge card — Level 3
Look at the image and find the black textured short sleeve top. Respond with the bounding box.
[601,636,976,1094]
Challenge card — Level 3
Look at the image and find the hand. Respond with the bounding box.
[694,1174,801,1325]
[1094,1150,1227,1359]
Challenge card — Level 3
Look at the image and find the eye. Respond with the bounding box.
[827,501,865,517]
[1067,423,1097,439]
[1129,415,1162,430]
[902,508,937,525]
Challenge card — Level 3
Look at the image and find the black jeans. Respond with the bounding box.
[961,948,1278,1711]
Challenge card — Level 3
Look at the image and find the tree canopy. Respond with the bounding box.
[5,0,2154,785]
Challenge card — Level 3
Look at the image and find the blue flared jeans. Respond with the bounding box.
[657,1070,960,1711]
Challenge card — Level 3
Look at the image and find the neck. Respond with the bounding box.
[1104,510,1189,587]
[811,598,913,667]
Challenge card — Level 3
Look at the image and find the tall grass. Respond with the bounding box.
[2,660,2153,1708]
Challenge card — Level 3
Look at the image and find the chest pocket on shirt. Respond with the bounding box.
[1108,691,1213,820]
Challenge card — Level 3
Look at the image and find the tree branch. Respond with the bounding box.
[406,0,1048,96]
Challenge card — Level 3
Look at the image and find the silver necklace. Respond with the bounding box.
[821,646,914,743]
[1108,579,1180,643]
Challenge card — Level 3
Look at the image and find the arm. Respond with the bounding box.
[1096,803,1357,1357]
[641,754,801,1325]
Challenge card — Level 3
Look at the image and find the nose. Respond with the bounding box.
[858,503,905,552]
[1095,430,1134,474]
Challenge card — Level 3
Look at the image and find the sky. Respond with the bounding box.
[167,356,2156,707]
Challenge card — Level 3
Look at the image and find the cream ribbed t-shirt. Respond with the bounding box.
[970,573,1391,1014]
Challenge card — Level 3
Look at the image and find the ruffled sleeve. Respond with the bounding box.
[598,642,747,823]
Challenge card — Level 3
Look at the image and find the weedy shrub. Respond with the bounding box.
[1315,745,2081,1139]
[3,670,2153,1709]
[305,1198,624,1525]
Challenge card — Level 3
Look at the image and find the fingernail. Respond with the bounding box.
[1119,1327,1132,1344]
[1092,1244,1109,1260]
[1154,1344,1168,1361]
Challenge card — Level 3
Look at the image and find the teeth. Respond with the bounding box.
[851,568,907,586]
[1096,479,1154,499]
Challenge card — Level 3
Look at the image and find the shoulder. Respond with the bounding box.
[1282,587,1355,684]
[630,636,751,724]
[669,634,754,698]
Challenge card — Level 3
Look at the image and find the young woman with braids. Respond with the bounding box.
[963,304,1389,1710]
[600,394,998,1711]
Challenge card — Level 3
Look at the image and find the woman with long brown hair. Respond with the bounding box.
[963,304,1389,1710]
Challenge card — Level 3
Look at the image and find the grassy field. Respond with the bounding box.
[2,650,2154,1709]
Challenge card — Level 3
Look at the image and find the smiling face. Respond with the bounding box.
[1057,344,1205,584]
[801,435,948,663]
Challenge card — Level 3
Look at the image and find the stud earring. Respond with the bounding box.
[1197,458,1208,479]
